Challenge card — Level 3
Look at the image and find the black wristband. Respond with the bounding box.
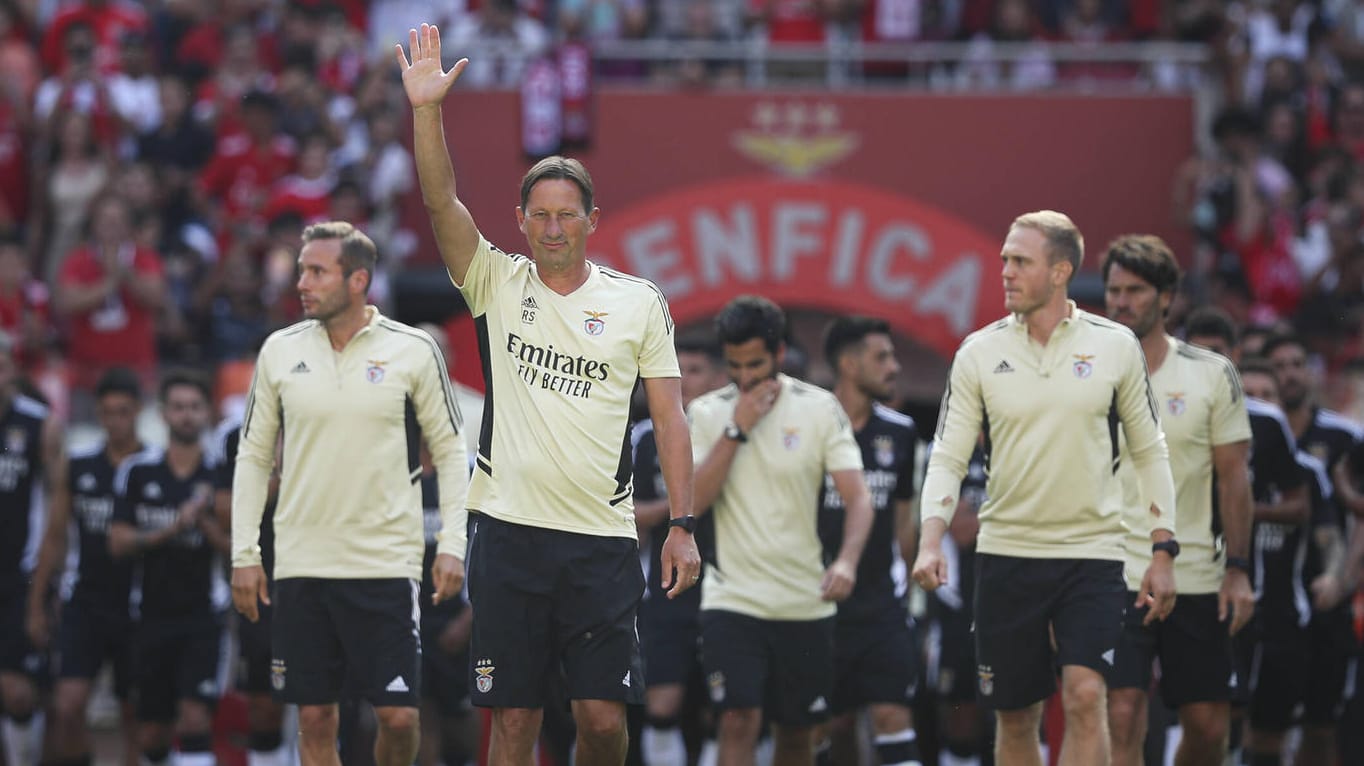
[1225,556,1251,573]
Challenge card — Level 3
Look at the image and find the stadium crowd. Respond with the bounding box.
[3,1,1364,766]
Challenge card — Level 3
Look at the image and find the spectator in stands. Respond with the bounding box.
[262,134,336,226]
[0,3,40,106]
[0,233,50,373]
[33,20,119,144]
[656,0,743,86]
[191,24,277,133]
[108,29,160,142]
[54,194,165,394]
[40,0,149,77]
[196,90,297,243]
[0,64,30,236]
[35,109,111,279]
[1238,0,1315,105]
[447,0,551,89]
[957,0,1056,90]
[367,0,467,63]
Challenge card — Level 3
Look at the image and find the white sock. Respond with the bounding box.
[873,727,923,766]
[754,734,775,766]
[939,753,982,766]
[175,750,217,766]
[247,745,293,766]
[1165,723,1183,766]
[642,725,687,766]
[1,713,43,766]
[697,738,718,766]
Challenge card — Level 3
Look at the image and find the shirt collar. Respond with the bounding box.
[1007,299,1079,332]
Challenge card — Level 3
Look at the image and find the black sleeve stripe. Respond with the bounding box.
[379,320,464,434]
[597,266,675,333]
[1133,340,1160,423]
[934,367,953,441]
[240,363,262,440]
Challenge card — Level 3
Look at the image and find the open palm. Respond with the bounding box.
[395,23,468,109]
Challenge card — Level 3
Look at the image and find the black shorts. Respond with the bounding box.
[421,607,470,715]
[1109,592,1235,708]
[236,603,272,695]
[832,614,917,714]
[973,554,1125,711]
[466,514,645,709]
[639,598,701,688]
[0,585,46,679]
[1245,625,1310,732]
[133,617,224,723]
[699,609,834,727]
[923,607,976,703]
[1303,605,1357,724]
[272,577,422,708]
[57,600,135,698]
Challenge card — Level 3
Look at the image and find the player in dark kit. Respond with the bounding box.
[633,337,725,766]
[0,330,61,766]
[27,368,146,766]
[921,446,988,766]
[1262,333,1363,765]
[417,453,476,766]
[1235,360,1313,766]
[109,371,229,766]
[214,418,289,766]
[817,316,922,766]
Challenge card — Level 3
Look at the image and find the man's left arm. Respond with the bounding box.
[893,429,920,575]
[827,468,873,602]
[1115,337,1176,532]
[1213,440,1254,634]
[824,399,871,601]
[1333,444,1364,517]
[1115,335,1177,619]
[412,338,469,604]
[1208,359,1254,633]
[643,376,700,599]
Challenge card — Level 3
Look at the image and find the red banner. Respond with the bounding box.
[590,177,1004,358]
[411,91,1194,359]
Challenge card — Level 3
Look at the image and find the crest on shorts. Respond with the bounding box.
[1072,354,1094,379]
[271,659,286,691]
[5,427,24,452]
[583,310,608,336]
[366,360,387,384]
[873,435,895,467]
[1167,392,1186,417]
[783,427,801,451]
[708,671,726,703]
[475,659,495,694]
[977,665,994,697]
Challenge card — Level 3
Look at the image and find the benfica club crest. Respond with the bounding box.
[583,310,608,336]
[873,435,895,467]
[783,427,801,451]
[1072,354,1094,379]
[1167,393,1186,416]
[474,661,495,694]
[978,667,995,697]
[366,360,387,384]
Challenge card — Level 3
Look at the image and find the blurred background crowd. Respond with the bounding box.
[0,0,1362,422]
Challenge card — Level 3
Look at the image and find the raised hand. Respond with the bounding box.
[394,24,469,110]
